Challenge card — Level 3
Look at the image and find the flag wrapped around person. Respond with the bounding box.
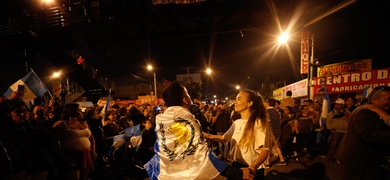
[144,106,228,180]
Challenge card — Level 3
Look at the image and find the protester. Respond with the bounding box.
[295,105,316,159]
[211,102,232,160]
[364,104,390,125]
[204,89,271,180]
[144,82,254,180]
[51,103,96,180]
[280,90,294,109]
[336,86,390,180]
[265,98,286,166]
[279,106,298,159]
[325,98,351,161]
[0,98,52,179]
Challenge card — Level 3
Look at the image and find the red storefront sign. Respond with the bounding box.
[313,68,390,95]
[300,32,310,74]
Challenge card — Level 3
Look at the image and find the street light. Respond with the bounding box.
[51,71,62,96]
[278,31,315,100]
[205,68,213,100]
[147,64,157,105]
[206,68,212,75]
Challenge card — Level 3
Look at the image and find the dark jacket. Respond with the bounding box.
[336,106,390,170]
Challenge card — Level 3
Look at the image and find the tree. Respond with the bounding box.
[258,75,275,100]
[181,80,203,100]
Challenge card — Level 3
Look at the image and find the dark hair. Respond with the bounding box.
[0,98,28,123]
[267,98,276,107]
[286,91,292,96]
[369,86,390,102]
[285,106,294,113]
[112,104,120,109]
[314,101,322,105]
[61,103,81,120]
[162,82,186,107]
[4,98,28,113]
[85,108,98,119]
[347,97,358,103]
[104,110,116,121]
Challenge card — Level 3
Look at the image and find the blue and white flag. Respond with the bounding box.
[144,106,227,180]
[3,70,49,106]
[320,86,331,127]
[100,88,111,115]
[362,86,373,99]
[317,86,331,143]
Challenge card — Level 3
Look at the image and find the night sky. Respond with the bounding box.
[1,0,390,98]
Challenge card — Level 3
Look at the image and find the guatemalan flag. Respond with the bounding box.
[320,86,331,128]
[144,106,227,180]
[3,70,49,107]
[100,88,111,116]
[317,86,331,143]
[362,86,373,99]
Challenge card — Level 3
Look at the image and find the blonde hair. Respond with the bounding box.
[238,90,269,149]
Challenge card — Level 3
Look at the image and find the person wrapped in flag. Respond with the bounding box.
[144,82,254,180]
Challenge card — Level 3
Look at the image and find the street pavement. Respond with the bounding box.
[210,154,341,180]
[105,153,390,180]
[264,155,341,180]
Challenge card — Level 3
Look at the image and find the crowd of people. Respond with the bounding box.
[0,91,159,179]
[1,84,390,180]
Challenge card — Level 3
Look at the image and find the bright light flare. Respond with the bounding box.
[147,64,153,71]
[42,0,55,4]
[278,33,289,44]
[52,71,61,78]
[206,68,212,75]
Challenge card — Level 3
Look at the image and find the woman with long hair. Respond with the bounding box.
[204,89,272,179]
[51,103,96,180]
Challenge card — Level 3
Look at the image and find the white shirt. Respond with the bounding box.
[223,118,268,168]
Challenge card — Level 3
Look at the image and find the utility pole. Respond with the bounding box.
[309,34,314,100]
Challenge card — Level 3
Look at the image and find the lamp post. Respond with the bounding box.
[309,34,315,100]
[51,71,62,96]
[278,31,315,100]
[147,64,158,105]
[205,68,212,100]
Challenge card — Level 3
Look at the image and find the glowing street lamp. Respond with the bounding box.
[51,71,63,100]
[52,71,61,78]
[278,32,289,44]
[278,31,315,99]
[206,68,212,75]
[147,64,158,105]
[205,68,213,99]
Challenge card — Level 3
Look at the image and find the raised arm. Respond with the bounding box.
[203,132,227,143]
